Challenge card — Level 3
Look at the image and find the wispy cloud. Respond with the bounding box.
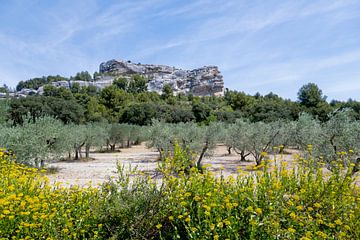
[0,0,360,100]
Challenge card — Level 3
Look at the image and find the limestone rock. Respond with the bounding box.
[13,59,225,97]
[99,59,224,96]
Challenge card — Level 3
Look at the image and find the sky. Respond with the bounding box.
[0,0,360,101]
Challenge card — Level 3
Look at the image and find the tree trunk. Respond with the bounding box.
[75,149,79,160]
[75,142,85,160]
[197,141,209,171]
[255,155,263,166]
[85,144,90,158]
[240,151,247,162]
[34,158,39,169]
[279,145,285,154]
[234,149,250,161]
[40,159,45,169]
[110,144,116,151]
[227,146,232,155]
[352,158,360,175]
[158,148,163,160]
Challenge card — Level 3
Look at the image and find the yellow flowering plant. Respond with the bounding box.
[0,152,104,239]
[157,144,359,240]
[1,142,359,240]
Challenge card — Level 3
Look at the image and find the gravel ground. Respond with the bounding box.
[47,144,159,187]
[48,144,359,187]
[47,143,262,187]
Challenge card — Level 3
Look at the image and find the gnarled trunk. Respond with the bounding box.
[85,144,90,158]
[197,141,209,171]
[227,146,232,155]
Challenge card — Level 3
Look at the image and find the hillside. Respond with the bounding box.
[8,59,225,98]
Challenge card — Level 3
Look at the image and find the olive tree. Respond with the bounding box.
[146,120,221,169]
[146,119,174,160]
[291,110,359,173]
[172,122,203,157]
[0,116,66,167]
[61,124,87,160]
[127,125,144,146]
[245,121,283,165]
[222,119,252,161]
[195,122,222,169]
[317,110,356,170]
[289,112,322,149]
[104,123,140,151]
[348,121,360,174]
[105,123,123,151]
[84,123,107,158]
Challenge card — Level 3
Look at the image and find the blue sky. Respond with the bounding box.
[0,0,360,101]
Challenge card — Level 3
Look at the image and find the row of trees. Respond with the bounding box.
[15,71,96,91]
[16,75,68,91]
[1,109,359,173]
[147,110,360,173]
[0,117,143,168]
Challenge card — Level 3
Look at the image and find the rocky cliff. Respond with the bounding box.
[4,59,225,98]
[99,59,224,96]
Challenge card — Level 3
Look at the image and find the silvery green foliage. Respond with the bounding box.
[195,122,222,167]
[122,124,143,147]
[349,121,360,153]
[84,122,108,157]
[316,109,355,168]
[223,119,251,160]
[283,121,298,147]
[146,119,174,159]
[105,123,143,150]
[60,123,107,159]
[0,116,65,167]
[105,123,124,150]
[129,125,144,144]
[172,122,203,157]
[0,99,9,124]
[290,109,360,171]
[222,119,287,163]
[291,112,322,149]
[246,121,281,165]
[59,124,86,159]
[272,121,293,149]
[218,123,232,150]
[117,124,132,146]
[146,120,221,167]
[0,125,19,152]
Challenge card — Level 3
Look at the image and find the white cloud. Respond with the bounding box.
[1,0,360,101]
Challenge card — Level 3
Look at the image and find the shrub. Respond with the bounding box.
[95,164,166,239]
[158,148,360,239]
[0,151,103,239]
[1,144,359,239]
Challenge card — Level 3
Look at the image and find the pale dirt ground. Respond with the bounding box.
[48,143,359,187]
[47,143,296,187]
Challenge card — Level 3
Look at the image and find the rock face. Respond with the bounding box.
[5,59,225,98]
[99,59,224,96]
[36,77,114,95]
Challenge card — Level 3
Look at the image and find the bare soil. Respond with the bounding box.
[48,143,359,187]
